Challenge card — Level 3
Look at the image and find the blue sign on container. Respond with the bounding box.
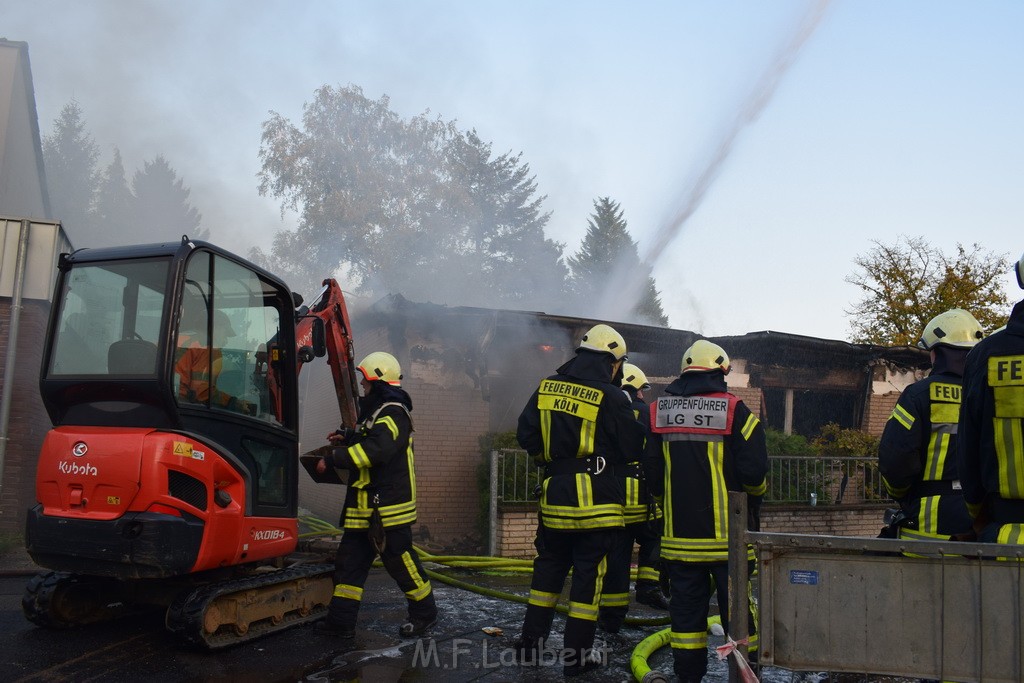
[789,570,819,585]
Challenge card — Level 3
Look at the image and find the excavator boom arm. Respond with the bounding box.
[294,279,359,428]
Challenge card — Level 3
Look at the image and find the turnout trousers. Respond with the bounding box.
[521,524,613,667]
[667,560,758,683]
[326,525,436,628]
[598,519,662,630]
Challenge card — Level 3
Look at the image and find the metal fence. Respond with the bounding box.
[766,455,886,505]
[493,449,543,503]
[492,449,886,505]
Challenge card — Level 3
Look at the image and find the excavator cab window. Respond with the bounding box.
[176,252,286,426]
[49,258,168,377]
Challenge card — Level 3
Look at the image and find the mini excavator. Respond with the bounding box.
[23,236,358,648]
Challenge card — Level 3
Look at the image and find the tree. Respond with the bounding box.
[93,148,135,245]
[42,100,99,245]
[845,236,1011,345]
[257,84,571,309]
[131,155,206,241]
[566,197,668,326]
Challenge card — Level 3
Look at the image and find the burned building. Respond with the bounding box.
[297,295,927,551]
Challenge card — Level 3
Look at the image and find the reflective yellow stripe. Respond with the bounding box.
[710,441,727,540]
[890,404,915,430]
[540,409,551,460]
[883,476,910,499]
[744,478,767,496]
[377,415,400,440]
[995,524,1024,562]
[576,473,593,508]
[528,589,560,608]
[351,466,370,488]
[662,442,673,537]
[924,430,949,481]
[333,584,363,601]
[671,630,707,650]
[401,551,432,601]
[568,600,599,621]
[599,592,629,608]
[740,413,759,441]
[539,501,624,530]
[349,443,371,469]
[661,536,755,563]
[919,495,941,536]
[994,418,1024,498]
[637,566,660,582]
[578,415,596,457]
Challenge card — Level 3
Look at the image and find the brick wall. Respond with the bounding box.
[408,376,490,550]
[761,504,886,537]
[864,391,899,437]
[494,504,888,558]
[0,299,52,537]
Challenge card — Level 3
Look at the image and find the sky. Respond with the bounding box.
[4,0,1022,342]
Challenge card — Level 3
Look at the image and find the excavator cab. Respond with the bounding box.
[27,237,304,578]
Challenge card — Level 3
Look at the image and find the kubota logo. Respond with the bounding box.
[72,442,88,457]
[252,529,287,541]
[58,460,98,476]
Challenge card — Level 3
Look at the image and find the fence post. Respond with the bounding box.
[727,491,750,683]
[489,450,499,557]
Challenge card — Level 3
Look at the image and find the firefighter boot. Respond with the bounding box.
[513,634,544,665]
[316,618,356,640]
[636,583,669,610]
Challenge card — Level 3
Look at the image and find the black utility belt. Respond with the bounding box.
[544,457,640,478]
[910,480,961,498]
[992,497,1024,524]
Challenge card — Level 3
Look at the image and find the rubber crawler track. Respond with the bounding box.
[165,563,335,649]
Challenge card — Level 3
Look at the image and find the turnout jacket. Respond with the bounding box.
[517,351,646,531]
[877,349,972,538]
[958,299,1024,542]
[644,372,768,563]
[324,384,418,531]
[624,391,660,526]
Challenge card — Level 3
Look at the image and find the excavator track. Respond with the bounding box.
[165,563,335,649]
[22,571,151,628]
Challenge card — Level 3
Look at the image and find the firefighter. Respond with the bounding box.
[598,363,668,635]
[314,351,438,640]
[958,252,1024,548]
[878,309,983,547]
[644,339,767,683]
[513,324,645,677]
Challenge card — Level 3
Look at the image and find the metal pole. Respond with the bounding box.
[488,450,499,557]
[727,491,750,683]
[0,219,32,499]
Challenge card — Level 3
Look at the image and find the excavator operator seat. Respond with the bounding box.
[108,338,158,375]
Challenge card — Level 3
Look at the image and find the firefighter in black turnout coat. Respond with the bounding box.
[315,352,438,640]
[514,324,646,677]
[644,340,767,683]
[598,363,667,635]
[958,252,1024,547]
[878,309,983,546]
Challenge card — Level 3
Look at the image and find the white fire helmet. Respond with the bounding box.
[681,339,731,375]
[918,309,984,350]
[357,351,402,386]
[621,363,651,391]
[577,324,627,361]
